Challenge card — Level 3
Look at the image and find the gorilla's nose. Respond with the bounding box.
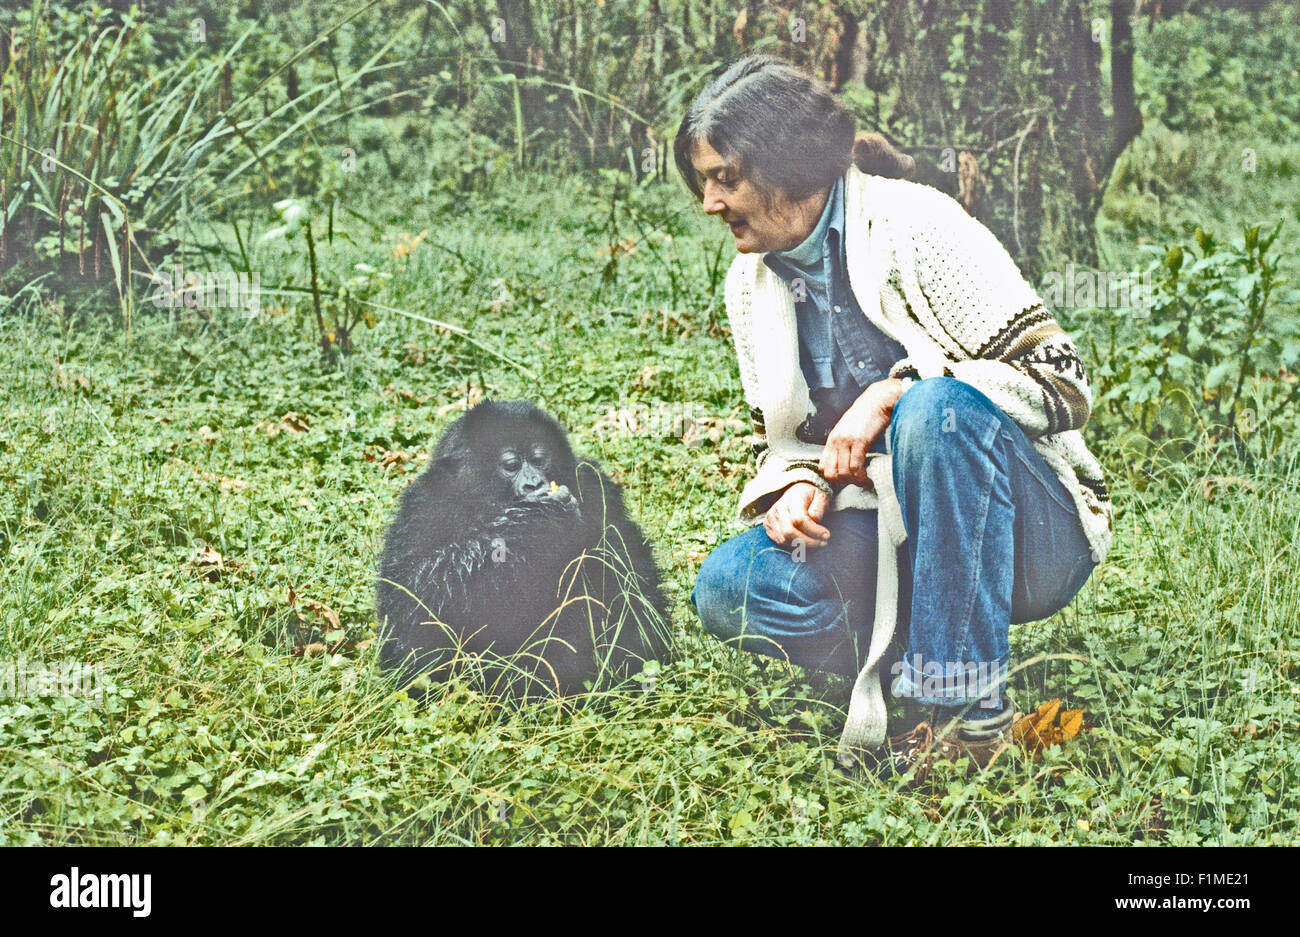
[518,472,548,497]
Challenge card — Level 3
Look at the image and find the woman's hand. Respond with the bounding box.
[764,482,831,548]
[819,378,908,485]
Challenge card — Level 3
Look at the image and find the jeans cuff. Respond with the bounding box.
[889,653,1008,708]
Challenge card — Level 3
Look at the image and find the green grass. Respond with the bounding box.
[2,161,1297,845]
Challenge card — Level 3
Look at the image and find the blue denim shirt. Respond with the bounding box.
[763,177,906,440]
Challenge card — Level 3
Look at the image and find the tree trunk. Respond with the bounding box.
[1105,0,1143,186]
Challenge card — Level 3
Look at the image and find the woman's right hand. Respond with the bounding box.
[763,482,831,548]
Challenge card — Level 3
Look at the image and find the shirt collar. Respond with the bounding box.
[766,176,843,272]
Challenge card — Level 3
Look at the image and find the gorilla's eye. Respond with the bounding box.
[499,450,521,474]
[528,445,548,465]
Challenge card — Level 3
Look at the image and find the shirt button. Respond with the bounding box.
[856,361,866,369]
[833,305,842,313]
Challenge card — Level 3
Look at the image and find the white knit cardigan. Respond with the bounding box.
[725,167,1112,558]
[721,166,1114,761]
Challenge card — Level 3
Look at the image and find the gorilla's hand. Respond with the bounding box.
[524,481,580,515]
[491,488,579,529]
[548,482,580,514]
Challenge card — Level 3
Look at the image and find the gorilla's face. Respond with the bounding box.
[497,440,555,500]
[436,401,577,506]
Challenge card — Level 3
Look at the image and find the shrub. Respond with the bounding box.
[0,0,396,322]
[1078,222,1300,466]
[0,3,243,315]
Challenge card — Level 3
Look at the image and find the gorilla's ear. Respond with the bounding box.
[427,453,461,478]
[428,419,471,478]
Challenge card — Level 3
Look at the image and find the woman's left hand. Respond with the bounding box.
[819,378,908,485]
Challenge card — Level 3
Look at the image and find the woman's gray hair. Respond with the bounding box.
[674,56,913,202]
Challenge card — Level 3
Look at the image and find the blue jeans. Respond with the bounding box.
[690,377,1096,710]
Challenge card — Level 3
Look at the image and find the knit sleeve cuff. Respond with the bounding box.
[737,463,832,523]
[888,357,922,381]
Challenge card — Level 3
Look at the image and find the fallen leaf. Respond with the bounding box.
[256,411,311,437]
[629,366,659,392]
[188,543,246,581]
[55,367,91,393]
[1013,698,1088,759]
[437,382,492,416]
[389,229,429,259]
[191,543,224,573]
[287,588,340,629]
[164,458,252,492]
[1060,708,1084,740]
[383,383,433,404]
[362,447,425,472]
[300,600,340,633]
[286,587,360,658]
[597,236,637,258]
[286,587,352,656]
[680,415,746,447]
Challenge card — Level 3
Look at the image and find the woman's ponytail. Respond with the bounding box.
[852,133,916,180]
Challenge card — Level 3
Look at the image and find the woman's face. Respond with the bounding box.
[690,139,826,254]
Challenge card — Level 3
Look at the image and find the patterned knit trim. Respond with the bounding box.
[1015,347,1092,433]
[786,458,825,474]
[976,304,1054,360]
[1077,475,1111,502]
[997,318,1064,362]
[1019,365,1068,434]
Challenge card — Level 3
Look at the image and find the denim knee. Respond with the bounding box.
[690,529,761,639]
[889,377,1003,464]
[690,549,728,629]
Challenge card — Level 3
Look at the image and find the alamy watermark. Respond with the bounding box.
[1,656,105,707]
[890,654,1004,708]
[1039,263,1155,317]
[49,868,151,917]
[592,402,743,448]
[147,265,262,317]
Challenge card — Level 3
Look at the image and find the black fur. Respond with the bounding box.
[376,400,669,700]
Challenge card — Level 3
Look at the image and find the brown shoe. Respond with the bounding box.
[877,702,1018,784]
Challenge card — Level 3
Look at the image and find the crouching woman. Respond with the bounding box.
[681,57,1113,773]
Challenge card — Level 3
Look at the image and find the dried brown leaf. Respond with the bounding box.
[298,598,341,633]
[164,458,252,492]
[257,411,311,437]
[436,382,492,416]
[188,543,245,581]
[1060,708,1084,740]
[629,366,659,392]
[1013,698,1087,759]
[362,446,424,473]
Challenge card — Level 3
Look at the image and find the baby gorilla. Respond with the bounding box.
[376,400,669,700]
